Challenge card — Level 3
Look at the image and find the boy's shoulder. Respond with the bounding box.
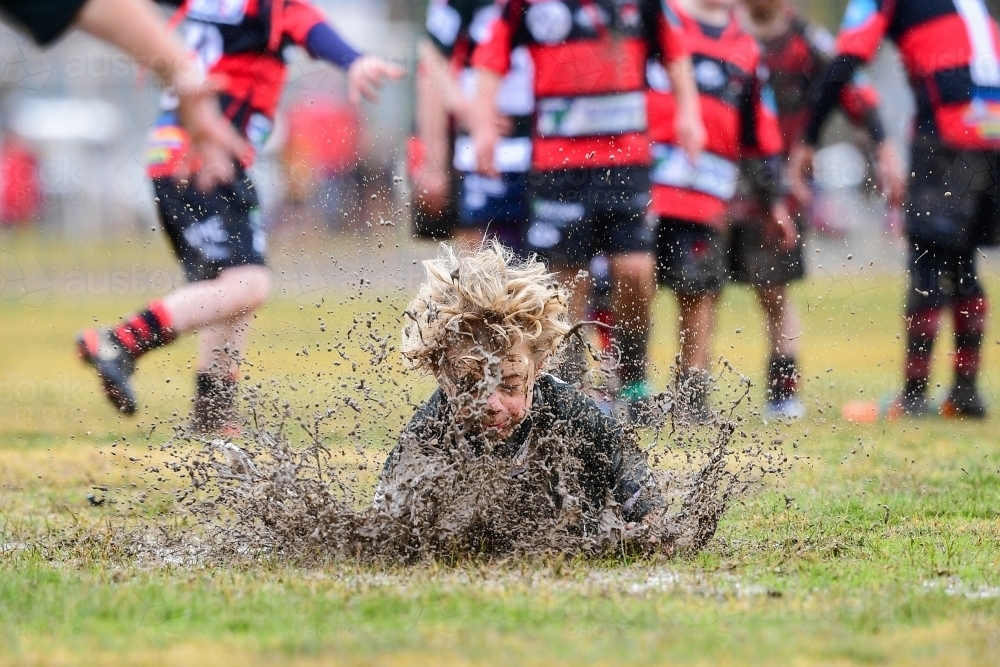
[534,373,616,432]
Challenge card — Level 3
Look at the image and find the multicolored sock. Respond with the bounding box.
[112,299,175,358]
[766,355,799,402]
[903,306,942,401]
[952,294,987,389]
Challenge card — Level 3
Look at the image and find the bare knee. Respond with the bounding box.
[610,253,655,299]
[755,285,785,313]
[220,265,271,311]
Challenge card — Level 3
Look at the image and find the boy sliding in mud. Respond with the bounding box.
[373,243,664,546]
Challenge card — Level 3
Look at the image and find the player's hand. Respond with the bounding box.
[876,139,905,209]
[767,201,797,251]
[414,166,452,215]
[675,103,706,161]
[472,123,500,177]
[788,143,815,206]
[175,78,253,191]
[347,56,405,105]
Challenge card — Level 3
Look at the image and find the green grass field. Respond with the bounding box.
[2,232,1000,666]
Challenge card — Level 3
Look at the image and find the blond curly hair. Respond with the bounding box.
[401,242,570,376]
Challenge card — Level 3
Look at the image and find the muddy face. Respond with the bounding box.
[450,343,537,440]
[438,340,542,441]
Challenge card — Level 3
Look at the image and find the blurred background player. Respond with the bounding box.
[649,0,794,422]
[77,0,403,432]
[470,0,704,419]
[0,0,249,189]
[417,0,534,250]
[800,0,1000,419]
[733,0,903,420]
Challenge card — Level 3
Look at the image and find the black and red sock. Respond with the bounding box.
[903,306,942,400]
[112,299,175,358]
[766,355,799,402]
[615,326,649,389]
[952,294,987,388]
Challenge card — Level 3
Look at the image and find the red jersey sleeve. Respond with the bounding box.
[470,0,516,74]
[839,79,880,125]
[835,0,892,63]
[282,0,327,46]
[658,0,687,64]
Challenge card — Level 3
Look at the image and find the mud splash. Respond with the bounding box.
[162,351,786,565]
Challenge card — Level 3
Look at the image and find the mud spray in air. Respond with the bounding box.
[152,313,788,565]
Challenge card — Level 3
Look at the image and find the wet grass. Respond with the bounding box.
[2,234,1000,665]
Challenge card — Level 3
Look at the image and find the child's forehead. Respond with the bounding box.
[443,340,532,374]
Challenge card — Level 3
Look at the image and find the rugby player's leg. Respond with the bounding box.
[604,167,655,413]
[656,217,725,422]
[729,217,806,417]
[900,242,944,417]
[609,251,654,404]
[943,248,988,418]
[756,284,804,419]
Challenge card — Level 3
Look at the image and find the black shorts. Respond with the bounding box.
[1,0,88,45]
[907,142,999,249]
[728,216,806,287]
[455,171,529,251]
[906,241,984,312]
[523,167,652,267]
[155,169,265,283]
[656,218,727,295]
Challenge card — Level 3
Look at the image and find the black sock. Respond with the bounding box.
[767,355,799,402]
[616,327,649,387]
[192,372,239,431]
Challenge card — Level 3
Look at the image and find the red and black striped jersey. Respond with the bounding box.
[647,9,782,226]
[164,0,328,143]
[472,0,687,171]
[757,9,882,149]
[834,0,1000,149]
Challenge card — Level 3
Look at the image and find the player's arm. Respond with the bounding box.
[284,0,404,104]
[414,40,456,214]
[470,2,515,177]
[799,20,903,207]
[75,0,251,188]
[658,0,704,159]
[741,66,795,250]
[793,0,893,201]
[837,76,905,208]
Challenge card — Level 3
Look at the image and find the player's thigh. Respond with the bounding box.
[655,218,727,296]
[728,216,805,288]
